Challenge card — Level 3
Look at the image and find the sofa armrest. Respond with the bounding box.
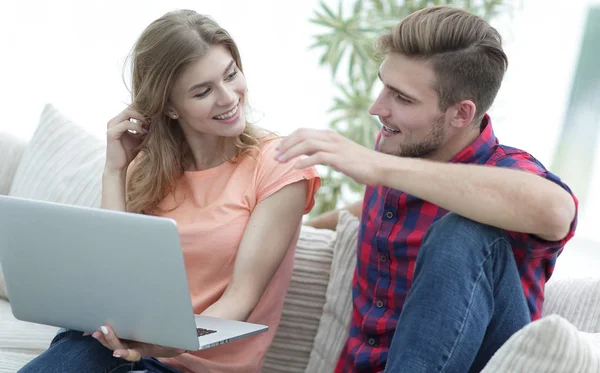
[0,132,26,196]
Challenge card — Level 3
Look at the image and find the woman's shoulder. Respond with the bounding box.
[255,130,282,156]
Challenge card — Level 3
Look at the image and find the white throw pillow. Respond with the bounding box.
[8,104,105,207]
[0,132,26,196]
[263,225,337,373]
[481,314,600,373]
[2,106,105,300]
[305,211,359,373]
[543,277,600,333]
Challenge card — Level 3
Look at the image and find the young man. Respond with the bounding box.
[275,6,578,373]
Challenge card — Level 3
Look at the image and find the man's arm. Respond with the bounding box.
[304,201,362,231]
[377,157,575,241]
[275,129,576,242]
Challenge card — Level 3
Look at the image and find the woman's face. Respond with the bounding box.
[168,45,247,138]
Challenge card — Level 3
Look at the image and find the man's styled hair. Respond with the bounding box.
[375,6,508,121]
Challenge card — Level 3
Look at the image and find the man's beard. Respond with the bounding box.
[388,115,445,158]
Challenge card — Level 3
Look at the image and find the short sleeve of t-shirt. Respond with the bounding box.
[254,136,321,214]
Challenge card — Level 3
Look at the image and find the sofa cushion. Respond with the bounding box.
[305,211,359,373]
[0,351,39,373]
[0,299,58,352]
[262,226,337,373]
[8,104,105,207]
[0,299,59,372]
[543,277,600,333]
[481,314,600,373]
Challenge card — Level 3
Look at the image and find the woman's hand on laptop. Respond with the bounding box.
[86,325,185,361]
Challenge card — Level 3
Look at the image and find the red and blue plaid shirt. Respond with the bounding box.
[335,116,578,373]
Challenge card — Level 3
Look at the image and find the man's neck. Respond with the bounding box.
[426,124,482,163]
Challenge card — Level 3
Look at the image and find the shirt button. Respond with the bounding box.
[376,300,384,308]
[385,211,394,219]
[380,255,387,263]
[368,338,376,346]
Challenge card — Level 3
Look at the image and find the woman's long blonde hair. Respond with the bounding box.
[126,10,261,214]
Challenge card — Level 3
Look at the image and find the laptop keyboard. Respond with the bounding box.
[197,328,217,337]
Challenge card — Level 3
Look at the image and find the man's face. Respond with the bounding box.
[369,52,450,158]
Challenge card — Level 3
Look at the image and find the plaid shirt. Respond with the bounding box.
[335,116,578,373]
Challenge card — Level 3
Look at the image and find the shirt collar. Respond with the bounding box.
[449,114,498,164]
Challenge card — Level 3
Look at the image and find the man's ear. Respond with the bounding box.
[449,100,477,129]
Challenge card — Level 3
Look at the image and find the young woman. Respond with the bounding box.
[19,9,320,373]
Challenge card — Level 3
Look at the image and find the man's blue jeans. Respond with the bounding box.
[17,330,181,373]
[384,213,531,373]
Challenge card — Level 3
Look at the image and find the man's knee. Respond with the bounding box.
[420,213,509,258]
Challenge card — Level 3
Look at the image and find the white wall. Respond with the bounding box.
[0,0,597,278]
[0,0,590,155]
[490,0,589,165]
[0,0,335,140]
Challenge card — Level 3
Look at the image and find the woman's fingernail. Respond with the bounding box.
[101,326,108,335]
[143,128,149,134]
[92,333,99,340]
[114,353,121,358]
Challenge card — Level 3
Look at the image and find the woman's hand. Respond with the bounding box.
[104,107,150,173]
[87,325,185,361]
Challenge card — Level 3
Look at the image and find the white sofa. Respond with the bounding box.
[1,104,599,373]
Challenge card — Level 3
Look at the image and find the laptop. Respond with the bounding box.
[0,195,268,351]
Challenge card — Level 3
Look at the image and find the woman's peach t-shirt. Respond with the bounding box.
[156,136,320,373]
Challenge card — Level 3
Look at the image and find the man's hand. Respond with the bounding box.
[275,129,576,242]
[87,325,185,361]
[275,129,385,186]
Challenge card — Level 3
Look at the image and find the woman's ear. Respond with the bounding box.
[166,110,179,119]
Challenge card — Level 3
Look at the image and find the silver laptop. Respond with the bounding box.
[0,195,268,351]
